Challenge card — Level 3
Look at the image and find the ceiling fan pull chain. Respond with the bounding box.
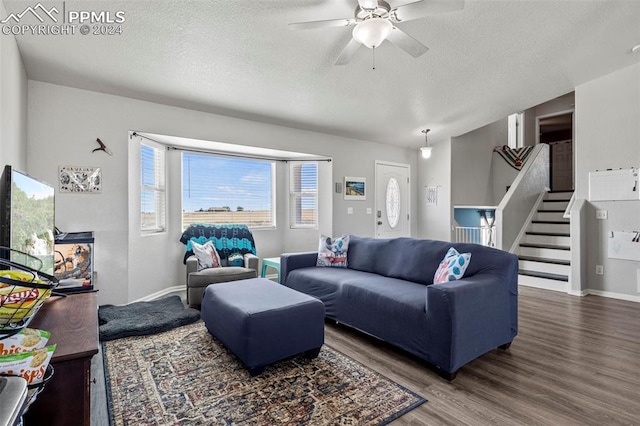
[372,46,376,70]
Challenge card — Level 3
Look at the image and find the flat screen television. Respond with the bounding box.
[0,165,55,274]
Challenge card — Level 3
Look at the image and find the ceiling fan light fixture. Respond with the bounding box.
[358,0,379,11]
[352,17,393,49]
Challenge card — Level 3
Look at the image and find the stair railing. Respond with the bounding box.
[494,144,550,251]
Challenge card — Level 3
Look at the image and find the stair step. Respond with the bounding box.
[518,255,570,265]
[524,233,571,246]
[540,200,571,211]
[536,211,567,221]
[531,222,570,234]
[545,191,574,200]
[520,243,570,250]
[526,231,570,237]
[519,270,569,282]
[532,220,569,225]
[518,271,568,292]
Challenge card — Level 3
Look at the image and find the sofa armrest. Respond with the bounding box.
[244,253,259,272]
[186,255,198,282]
[426,266,517,374]
[280,252,317,285]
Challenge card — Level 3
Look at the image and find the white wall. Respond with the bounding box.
[27,81,417,305]
[417,139,451,241]
[491,154,519,205]
[0,3,27,170]
[575,62,640,299]
[451,118,507,206]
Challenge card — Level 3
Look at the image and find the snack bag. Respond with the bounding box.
[0,328,51,356]
[0,271,52,325]
[0,344,56,385]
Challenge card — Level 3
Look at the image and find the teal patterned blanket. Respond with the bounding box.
[179,223,256,264]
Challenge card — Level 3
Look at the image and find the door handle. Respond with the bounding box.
[377,221,383,225]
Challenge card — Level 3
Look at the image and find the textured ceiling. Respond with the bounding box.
[5,0,640,149]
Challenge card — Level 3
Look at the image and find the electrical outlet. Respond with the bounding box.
[347,207,353,215]
[596,210,608,220]
[595,265,604,275]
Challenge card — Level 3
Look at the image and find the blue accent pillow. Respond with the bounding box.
[227,252,244,267]
[433,247,471,284]
[317,234,349,268]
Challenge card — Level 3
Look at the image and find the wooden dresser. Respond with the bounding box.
[23,292,99,426]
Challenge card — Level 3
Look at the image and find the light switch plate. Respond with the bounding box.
[366,208,372,215]
[347,207,353,215]
[596,210,608,220]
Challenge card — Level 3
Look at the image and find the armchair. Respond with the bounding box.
[180,224,259,307]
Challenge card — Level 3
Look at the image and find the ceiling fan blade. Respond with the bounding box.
[335,38,362,66]
[289,18,356,30]
[390,0,464,22]
[357,0,379,10]
[386,27,429,58]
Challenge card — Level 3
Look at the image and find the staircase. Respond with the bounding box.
[517,190,573,292]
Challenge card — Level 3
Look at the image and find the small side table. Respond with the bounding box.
[261,257,281,283]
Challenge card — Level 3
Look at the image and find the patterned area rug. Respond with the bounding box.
[103,321,426,425]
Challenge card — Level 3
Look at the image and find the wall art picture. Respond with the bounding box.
[426,185,438,206]
[344,176,366,200]
[59,166,102,193]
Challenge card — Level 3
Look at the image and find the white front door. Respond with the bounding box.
[375,161,410,238]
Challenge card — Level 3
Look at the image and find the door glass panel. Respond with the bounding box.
[385,178,400,228]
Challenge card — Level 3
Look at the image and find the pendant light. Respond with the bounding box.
[421,129,433,159]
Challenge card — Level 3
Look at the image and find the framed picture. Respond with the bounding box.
[426,185,438,206]
[344,176,366,200]
[59,166,102,193]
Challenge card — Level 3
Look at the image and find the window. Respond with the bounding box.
[182,152,275,229]
[508,112,524,148]
[290,162,318,228]
[140,142,166,233]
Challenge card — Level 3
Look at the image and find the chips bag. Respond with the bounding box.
[0,328,51,356]
[0,344,56,385]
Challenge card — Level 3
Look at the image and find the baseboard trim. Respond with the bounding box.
[518,280,567,292]
[567,289,588,297]
[131,285,185,303]
[586,289,640,303]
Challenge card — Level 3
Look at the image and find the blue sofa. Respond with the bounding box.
[281,235,518,379]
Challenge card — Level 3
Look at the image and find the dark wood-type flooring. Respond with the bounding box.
[90,286,640,425]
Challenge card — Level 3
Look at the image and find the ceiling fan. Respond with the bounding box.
[289,0,464,65]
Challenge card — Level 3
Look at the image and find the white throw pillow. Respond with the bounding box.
[317,234,349,268]
[192,241,221,271]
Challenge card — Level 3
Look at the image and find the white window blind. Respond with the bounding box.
[140,142,166,233]
[290,161,318,228]
[182,152,275,229]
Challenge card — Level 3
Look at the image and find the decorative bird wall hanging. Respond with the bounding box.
[93,138,113,155]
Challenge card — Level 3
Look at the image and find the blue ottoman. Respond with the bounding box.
[201,278,325,375]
